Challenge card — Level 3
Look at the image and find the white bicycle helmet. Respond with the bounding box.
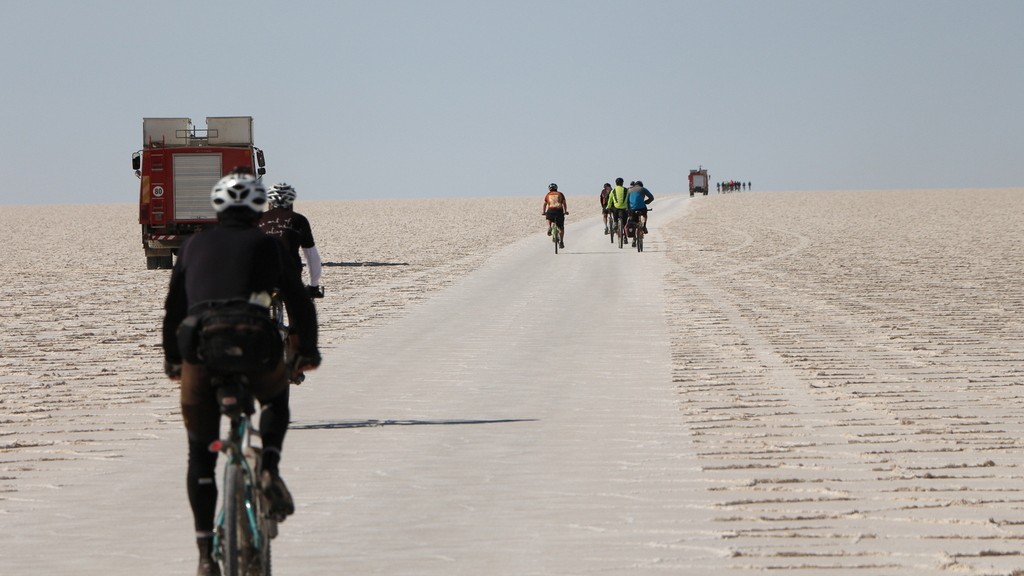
[267,182,297,209]
[211,172,267,213]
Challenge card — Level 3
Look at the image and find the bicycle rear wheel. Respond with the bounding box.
[553,226,560,254]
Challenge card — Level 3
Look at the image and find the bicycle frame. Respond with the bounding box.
[625,212,644,252]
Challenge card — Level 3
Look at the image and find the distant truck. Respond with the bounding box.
[689,167,709,197]
[132,117,266,269]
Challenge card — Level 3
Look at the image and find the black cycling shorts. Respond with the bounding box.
[545,209,565,229]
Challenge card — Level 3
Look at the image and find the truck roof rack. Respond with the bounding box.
[143,116,254,148]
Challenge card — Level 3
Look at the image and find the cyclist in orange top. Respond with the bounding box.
[542,183,568,249]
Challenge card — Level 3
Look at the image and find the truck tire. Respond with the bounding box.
[147,256,174,270]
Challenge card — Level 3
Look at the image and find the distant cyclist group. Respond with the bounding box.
[543,178,655,250]
[602,178,654,244]
[718,180,751,192]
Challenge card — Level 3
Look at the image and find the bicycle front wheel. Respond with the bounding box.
[248,480,273,576]
[224,463,270,576]
[222,463,246,576]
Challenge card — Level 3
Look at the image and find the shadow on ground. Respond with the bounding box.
[323,261,409,267]
[290,418,537,430]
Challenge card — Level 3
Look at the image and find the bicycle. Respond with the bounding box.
[269,286,325,329]
[546,217,564,254]
[552,222,563,254]
[211,376,277,576]
[628,209,650,253]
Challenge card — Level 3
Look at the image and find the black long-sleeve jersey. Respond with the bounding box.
[162,216,318,363]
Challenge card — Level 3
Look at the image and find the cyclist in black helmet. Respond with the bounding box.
[626,179,654,245]
[600,182,613,234]
[542,182,568,249]
[605,177,629,238]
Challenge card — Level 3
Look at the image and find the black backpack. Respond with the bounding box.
[177,301,284,374]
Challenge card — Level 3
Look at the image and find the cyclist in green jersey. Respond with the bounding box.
[605,177,629,237]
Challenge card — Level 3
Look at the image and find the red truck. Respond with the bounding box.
[132,117,266,269]
[689,166,709,197]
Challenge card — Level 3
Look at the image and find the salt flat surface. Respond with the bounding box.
[3,189,1024,575]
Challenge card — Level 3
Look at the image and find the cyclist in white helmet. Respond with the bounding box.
[162,167,320,576]
[258,182,324,299]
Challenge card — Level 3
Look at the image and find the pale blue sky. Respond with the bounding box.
[2,0,1021,205]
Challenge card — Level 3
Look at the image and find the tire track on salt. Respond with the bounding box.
[662,191,1024,574]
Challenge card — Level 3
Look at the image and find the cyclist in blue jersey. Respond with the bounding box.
[627,180,654,236]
